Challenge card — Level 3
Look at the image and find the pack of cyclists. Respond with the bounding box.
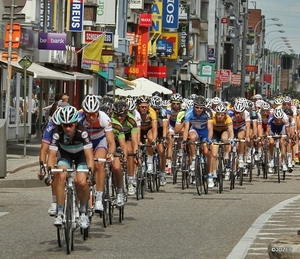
[38,91,300,232]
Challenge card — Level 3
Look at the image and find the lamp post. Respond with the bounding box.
[267,37,287,50]
[18,56,32,157]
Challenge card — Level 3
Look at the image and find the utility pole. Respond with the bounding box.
[240,0,249,98]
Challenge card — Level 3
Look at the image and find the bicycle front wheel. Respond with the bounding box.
[65,191,74,254]
[195,157,202,196]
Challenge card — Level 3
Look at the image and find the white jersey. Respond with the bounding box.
[131,109,141,127]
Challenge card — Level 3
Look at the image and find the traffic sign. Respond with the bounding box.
[1,52,18,61]
[221,17,228,24]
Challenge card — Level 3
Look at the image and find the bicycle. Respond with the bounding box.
[47,164,91,254]
[167,134,182,184]
[136,143,150,200]
[267,134,287,183]
[188,139,208,195]
[212,141,230,194]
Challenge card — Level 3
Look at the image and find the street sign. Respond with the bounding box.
[231,73,241,86]
[221,17,228,24]
[216,69,231,82]
[4,23,21,48]
[198,62,215,77]
[3,0,27,13]
[1,52,18,61]
[18,56,32,69]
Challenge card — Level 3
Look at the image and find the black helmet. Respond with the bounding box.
[100,103,113,117]
[284,108,293,116]
[113,100,128,115]
[193,96,206,107]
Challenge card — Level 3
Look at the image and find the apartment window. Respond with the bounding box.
[200,1,208,21]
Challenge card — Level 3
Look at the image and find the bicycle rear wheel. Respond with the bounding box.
[181,154,188,190]
[195,157,202,196]
[239,167,243,186]
[136,166,142,200]
[218,156,223,194]
[57,226,65,247]
[229,156,235,190]
[65,191,73,254]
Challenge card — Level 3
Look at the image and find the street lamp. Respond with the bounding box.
[267,37,287,49]
[265,30,285,37]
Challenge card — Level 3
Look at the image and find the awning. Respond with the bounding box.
[98,72,133,90]
[57,70,93,80]
[191,72,206,84]
[0,53,74,81]
[116,76,137,86]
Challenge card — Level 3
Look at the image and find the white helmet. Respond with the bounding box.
[283,96,292,103]
[273,107,284,119]
[234,101,246,113]
[255,100,264,108]
[261,102,271,110]
[215,103,227,113]
[59,106,79,124]
[274,98,283,105]
[126,97,136,111]
[212,97,221,105]
[51,107,62,125]
[253,94,262,100]
[82,94,100,113]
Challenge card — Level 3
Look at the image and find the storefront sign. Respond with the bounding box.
[20,28,34,49]
[40,0,53,31]
[198,62,215,77]
[159,33,178,60]
[147,66,167,78]
[82,31,113,46]
[139,13,152,27]
[151,0,162,33]
[96,0,116,25]
[162,0,179,29]
[128,0,144,9]
[67,0,83,31]
[38,32,66,50]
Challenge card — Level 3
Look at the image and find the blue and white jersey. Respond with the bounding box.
[167,108,181,128]
[42,121,56,145]
[267,115,289,134]
[184,108,212,130]
[157,108,168,128]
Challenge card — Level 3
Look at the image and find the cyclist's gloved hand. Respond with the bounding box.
[181,140,187,149]
[229,139,235,145]
[106,153,115,163]
[151,140,156,147]
[207,138,213,145]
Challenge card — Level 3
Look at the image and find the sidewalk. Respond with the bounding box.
[0,139,43,188]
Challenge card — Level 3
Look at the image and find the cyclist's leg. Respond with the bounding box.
[94,140,107,212]
[112,156,124,206]
[237,128,246,167]
[146,129,154,172]
[126,139,136,196]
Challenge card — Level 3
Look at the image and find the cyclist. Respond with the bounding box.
[47,106,94,229]
[283,107,295,169]
[231,100,251,169]
[266,107,290,173]
[136,95,158,172]
[209,103,234,181]
[181,96,214,188]
[126,97,141,142]
[38,107,64,216]
[166,93,183,173]
[111,100,139,196]
[150,96,169,186]
[79,95,116,212]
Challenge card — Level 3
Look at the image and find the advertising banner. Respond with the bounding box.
[159,33,178,60]
[128,0,144,9]
[38,32,66,50]
[150,0,163,34]
[178,4,188,20]
[178,19,189,58]
[162,0,179,29]
[67,0,84,31]
[128,26,149,77]
[147,66,167,78]
[96,0,116,25]
[40,0,53,31]
[82,31,113,46]
[139,13,152,27]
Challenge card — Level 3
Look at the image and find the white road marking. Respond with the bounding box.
[0,212,9,217]
[226,194,300,259]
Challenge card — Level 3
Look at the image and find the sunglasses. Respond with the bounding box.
[86,112,98,117]
[139,106,148,109]
[62,123,76,128]
[194,106,205,109]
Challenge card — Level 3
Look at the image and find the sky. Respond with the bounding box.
[252,0,300,54]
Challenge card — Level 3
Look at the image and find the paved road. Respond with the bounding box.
[1,168,300,259]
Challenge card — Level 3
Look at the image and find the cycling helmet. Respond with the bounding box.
[246,101,254,110]
[274,98,283,105]
[137,95,149,104]
[233,101,246,113]
[51,107,62,125]
[162,100,169,109]
[283,96,292,103]
[255,100,264,108]
[170,93,182,103]
[188,94,198,100]
[100,104,113,116]
[205,100,212,109]
[215,103,227,113]
[252,94,262,100]
[59,106,79,124]
[150,96,163,109]
[186,99,194,109]
[152,91,161,97]
[113,100,128,115]
[101,96,114,105]
[211,97,221,105]
[273,107,284,119]
[261,102,271,110]
[82,94,100,113]
[126,97,136,111]
[193,96,206,107]
[284,108,293,116]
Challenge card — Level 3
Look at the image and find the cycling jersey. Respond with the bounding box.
[231,110,251,131]
[267,115,290,135]
[156,108,168,128]
[78,110,113,150]
[42,121,56,145]
[130,109,141,127]
[208,113,233,133]
[176,110,186,124]
[167,108,181,128]
[111,111,138,141]
[138,106,157,131]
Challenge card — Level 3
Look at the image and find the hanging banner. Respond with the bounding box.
[162,0,179,29]
[96,0,116,25]
[67,0,84,31]
[150,0,163,34]
[178,15,189,58]
[40,0,54,31]
[139,13,152,27]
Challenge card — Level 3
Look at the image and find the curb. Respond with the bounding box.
[7,161,40,174]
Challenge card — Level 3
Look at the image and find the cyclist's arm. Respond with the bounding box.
[151,120,158,141]
[245,121,251,139]
[207,120,213,140]
[131,130,139,154]
[182,121,190,141]
[47,148,57,169]
[228,124,234,140]
[84,147,94,172]
[39,143,49,164]
[252,120,258,137]
[119,137,128,158]
[106,130,116,155]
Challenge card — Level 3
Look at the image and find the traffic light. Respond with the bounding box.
[281,55,292,69]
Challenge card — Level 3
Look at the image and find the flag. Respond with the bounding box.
[81,33,105,71]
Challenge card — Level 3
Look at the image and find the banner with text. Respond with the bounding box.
[162,0,179,29]
[67,0,84,31]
